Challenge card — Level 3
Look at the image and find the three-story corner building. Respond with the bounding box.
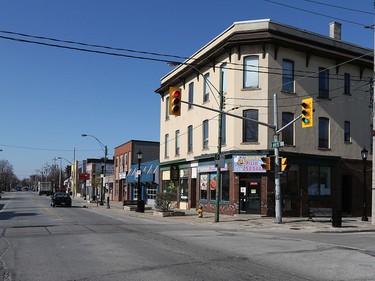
[155,19,373,217]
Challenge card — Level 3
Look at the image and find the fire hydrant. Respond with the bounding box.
[198,206,203,218]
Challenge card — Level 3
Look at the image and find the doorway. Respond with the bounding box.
[341,175,352,214]
[239,179,261,214]
[190,178,197,209]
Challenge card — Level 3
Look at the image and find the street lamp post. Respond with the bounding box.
[82,134,109,208]
[136,150,144,213]
[57,157,73,194]
[58,157,62,190]
[361,147,369,221]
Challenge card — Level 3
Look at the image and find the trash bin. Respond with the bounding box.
[137,200,145,213]
[332,209,342,227]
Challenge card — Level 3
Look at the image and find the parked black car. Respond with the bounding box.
[51,192,72,207]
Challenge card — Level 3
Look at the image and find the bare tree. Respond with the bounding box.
[0,160,17,192]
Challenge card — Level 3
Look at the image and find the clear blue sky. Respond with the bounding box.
[0,0,373,179]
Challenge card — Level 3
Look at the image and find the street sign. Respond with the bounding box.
[270,141,284,149]
[215,154,225,168]
[170,164,179,181]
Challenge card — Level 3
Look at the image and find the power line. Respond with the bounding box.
[0,30,191,61]
[0,34,174,64]
[0,29,371,82]
[0,143,100,152]
[304,0,374,15]
[264,0,371,28]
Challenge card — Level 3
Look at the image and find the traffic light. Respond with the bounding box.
[280,157,290,173]
[169,87,182,116]
[261,156,275,171]
[301,97,313,128]
[261,156,271,171]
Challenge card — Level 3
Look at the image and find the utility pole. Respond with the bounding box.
[274,94,282,224]
[372,0,375,225]
[215,72,224,223]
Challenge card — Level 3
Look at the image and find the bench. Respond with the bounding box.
[308,207,332,221]
[123,200,138,206]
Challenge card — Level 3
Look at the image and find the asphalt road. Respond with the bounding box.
[1,192,375,281]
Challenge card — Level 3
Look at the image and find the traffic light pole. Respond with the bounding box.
[214,73,225,223]
[372,0,375,225]
[273,94,282,224]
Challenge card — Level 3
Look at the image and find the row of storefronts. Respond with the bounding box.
[160,152,370,217]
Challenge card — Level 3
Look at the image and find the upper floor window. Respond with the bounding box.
[344,73,350,95]
[188,82,194,109]
[220,63,227,94]
[319,117,330,148]
[203,120,209,149]
[175,130,180,155]
[243,56,259,89]
[282,112,294,145]
[344,121,351,142]
[164,134,169,158]
[282,59,294,93]
[243,109,258,142]
[318,67,329,99]
[203,73,210,102]
[188,125,193,153]
[119,155,123,171]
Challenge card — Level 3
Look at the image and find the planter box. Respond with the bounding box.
[153,210,185,217]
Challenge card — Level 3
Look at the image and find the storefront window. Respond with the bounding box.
[162,180,176,193]
[146,186,157,199]
[308,166,331,196]
[123,182,127,200]
[199,172,230,202]
[199,174,208,201]
[210,174,217,201]
[281,165,299,196]
[115,181,119,197]
[221,171,230,201]
[180,179,188,201]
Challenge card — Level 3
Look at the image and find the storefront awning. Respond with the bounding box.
[126,160,159,184]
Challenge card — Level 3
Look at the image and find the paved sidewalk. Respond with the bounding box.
[72,196,375,233]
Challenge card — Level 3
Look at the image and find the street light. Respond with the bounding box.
[82,134,109,208]
[136,150,144,213]
[57,157,62,191]
[361,147,369,221]
[57,157,73,195]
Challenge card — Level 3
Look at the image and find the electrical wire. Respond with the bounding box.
[0,29,371,82]
[264,0,372,28]
[304,0,374,15]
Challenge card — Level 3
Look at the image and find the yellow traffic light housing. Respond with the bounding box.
[261,156,271,171]
[301,97,313,128]
[169,87,182,116]
[280,157,290,173]
[261,156,275,171]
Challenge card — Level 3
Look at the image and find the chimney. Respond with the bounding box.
[329,21,342,40]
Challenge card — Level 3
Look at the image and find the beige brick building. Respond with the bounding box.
[155,19,373,217]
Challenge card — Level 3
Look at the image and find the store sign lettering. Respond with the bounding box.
[233,155,266,173]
